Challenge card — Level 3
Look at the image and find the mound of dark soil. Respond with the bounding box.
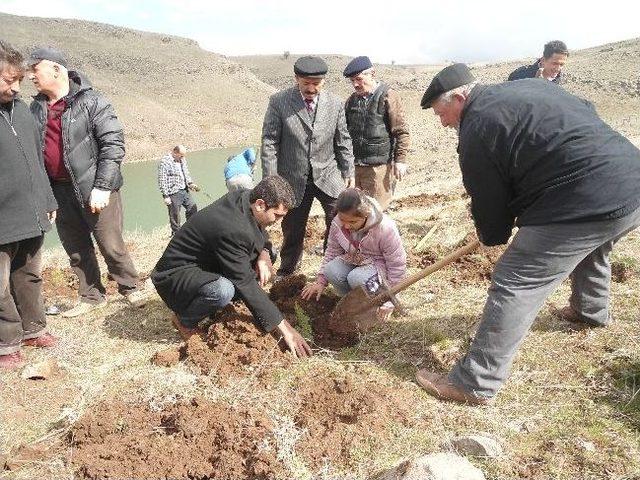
[293,368,411,470]
[418,245,505,285]
[270,275,358,349]
[69,397,283,480]
[388,192,453,211]
[182,303,292,379]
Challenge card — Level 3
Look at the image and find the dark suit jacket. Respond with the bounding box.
[260,86,355,206]
[151,190,282,332]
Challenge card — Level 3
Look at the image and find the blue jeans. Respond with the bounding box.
[323,258,378,296]
[177,277,235,327]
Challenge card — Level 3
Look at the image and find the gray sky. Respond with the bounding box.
[2,0,639,64]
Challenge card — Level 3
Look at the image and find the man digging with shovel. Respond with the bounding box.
[416,63,640,405]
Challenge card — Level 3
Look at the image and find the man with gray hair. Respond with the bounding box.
[28,47,146,318]
[416,63,640,405]
[0,41,58,369]
[157,144,199,235]
[343,56,410,210]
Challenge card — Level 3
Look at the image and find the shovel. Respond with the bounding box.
[328,239,481,334]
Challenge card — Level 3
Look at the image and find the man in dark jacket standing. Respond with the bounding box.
[28,47,145,318]
[261,56,355,279]
[343,56,410,210]
[0,41,58,369]
[151,176,312,358]
[507,40,568,84]
[416,63,640,405]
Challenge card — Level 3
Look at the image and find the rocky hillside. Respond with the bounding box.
[2,12,276,161]
[4,11,638,164]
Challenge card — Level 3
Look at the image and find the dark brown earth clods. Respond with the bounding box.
[388,192,454,211]
[293,368,412,470]
[69,397,283,480]
[418,245,506,285]
[270,274,359,349]
[182,303,292,379]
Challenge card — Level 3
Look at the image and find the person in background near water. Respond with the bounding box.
[343,56,410,210]
[507,40,568,84]
[301,188,406,321]
[28,47,147,318]
[224,147,256,191]
[151,176,312,358]
[0,41,58,369]
[158,144,200,235]
[416,63,640,405]
[261,56,355,281]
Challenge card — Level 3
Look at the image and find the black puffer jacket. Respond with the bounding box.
[0,98,57,245]
[30,71,125,205]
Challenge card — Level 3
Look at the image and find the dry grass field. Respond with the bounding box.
[1,13,639,480]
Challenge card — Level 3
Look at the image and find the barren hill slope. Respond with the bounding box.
[2,12,276,161]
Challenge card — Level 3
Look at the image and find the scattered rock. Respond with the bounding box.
[151,347,181,367]
[449,434,503,457]
[577,439,596,452]
[373,452,485,480]
[21,358,61,380]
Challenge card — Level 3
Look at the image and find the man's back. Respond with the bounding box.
[459,79,640,244]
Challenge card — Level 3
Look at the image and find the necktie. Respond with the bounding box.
[304,98,314,114]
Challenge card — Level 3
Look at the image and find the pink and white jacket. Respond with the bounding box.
[317,197,407,287]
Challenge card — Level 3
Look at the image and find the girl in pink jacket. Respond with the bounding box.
[301,189,407,317]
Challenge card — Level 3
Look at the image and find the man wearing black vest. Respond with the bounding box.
[343,56,410,210]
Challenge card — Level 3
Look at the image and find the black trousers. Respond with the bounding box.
[53,183,140,304]
[277,181,336,276]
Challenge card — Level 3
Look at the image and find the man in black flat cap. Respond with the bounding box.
[343,56,410,210]
[415,63,640,405]
[261,56,355,279]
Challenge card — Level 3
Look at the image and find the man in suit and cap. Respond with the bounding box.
[415,63,640,405]
[261,56,355,279]
[343,56,410,210]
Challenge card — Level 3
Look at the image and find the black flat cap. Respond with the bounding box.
[420,63,475,109]
[343,56,373,77]
[293,56,328,78]
[28,47,68,68]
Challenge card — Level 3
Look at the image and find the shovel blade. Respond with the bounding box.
[328,286,384,334]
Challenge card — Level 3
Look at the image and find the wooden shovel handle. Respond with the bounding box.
[368,239,481,305]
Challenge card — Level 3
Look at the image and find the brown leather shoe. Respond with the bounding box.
[550,304,609,328]
[415,369,492,406]
[170,314,201,340]
[22,333,58,348]
[0,351,25,370]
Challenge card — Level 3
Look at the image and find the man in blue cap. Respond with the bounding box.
[343,56,410,210]
[416,63,640,405]
[261,56,355,279]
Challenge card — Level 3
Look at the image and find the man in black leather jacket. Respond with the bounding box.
[28,47,145,317]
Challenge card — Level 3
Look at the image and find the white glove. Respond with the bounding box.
[89,188,111,213]
[393,162,408,181]
[163,197,172,206]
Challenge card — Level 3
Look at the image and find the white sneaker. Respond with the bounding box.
[61,299,107,318]
[125,288,149,308]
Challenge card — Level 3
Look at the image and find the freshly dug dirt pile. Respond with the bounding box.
[611,260,636,283]
[293,368,412,470]
[418,245,506,285]
[388,192,454,211]
[151,347,181,367]
[182,303,292,379]
[69,397,283,480]
[270,275,358,349]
